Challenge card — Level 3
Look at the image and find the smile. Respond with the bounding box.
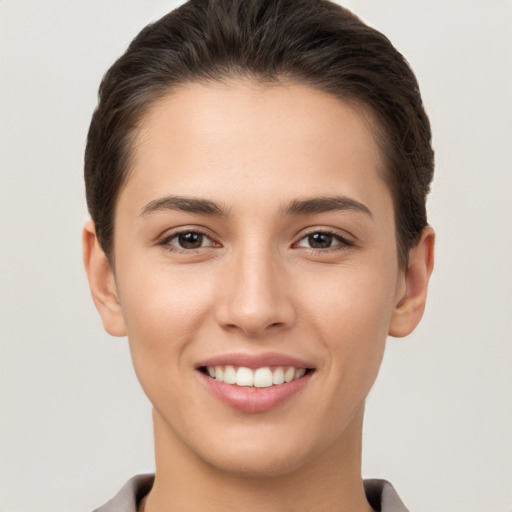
[202,365,308,387]
[196,354,316,413]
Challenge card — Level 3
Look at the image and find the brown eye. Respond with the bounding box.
[295,231,353,251]
[164,231,215,250]
[178,232,204,249]
[307,233,334,249]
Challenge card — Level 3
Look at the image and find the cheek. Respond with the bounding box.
[296,270,395,445]
[302,261,398,381]
[307,262,397,332]
[119,261,210,329]
[116,262,215,375]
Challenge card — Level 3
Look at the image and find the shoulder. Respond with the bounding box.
[364,479,409,512]
[93,474,154,512]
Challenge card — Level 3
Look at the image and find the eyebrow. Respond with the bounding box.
[139,194,372,219]
[140,196,227,217]
[282,196,373,218]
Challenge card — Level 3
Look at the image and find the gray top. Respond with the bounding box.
[94,474,409,512]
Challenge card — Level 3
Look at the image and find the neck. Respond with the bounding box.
[142,406,373,512]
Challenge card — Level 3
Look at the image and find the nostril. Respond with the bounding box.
[214,289,296,335]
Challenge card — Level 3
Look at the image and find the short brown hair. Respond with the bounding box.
[85,0,434,267]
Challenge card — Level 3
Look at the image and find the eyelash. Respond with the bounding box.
[294,230,354,252]
[158,229,217,252]
[157,229,354,253]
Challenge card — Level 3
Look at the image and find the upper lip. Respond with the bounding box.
[196,352,315,370]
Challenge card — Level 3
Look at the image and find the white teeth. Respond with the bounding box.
[236,367,254,387]
[223,365,237,384]
[205,365,309,387]
[294,368,306,380]
[254,367,273,388]
[284,367,295,383]
[272,367,285,385]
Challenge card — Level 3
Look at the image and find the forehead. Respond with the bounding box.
[135,80,382,158]
[123,80,390,215]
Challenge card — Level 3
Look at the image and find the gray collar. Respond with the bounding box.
[94,474,409,512]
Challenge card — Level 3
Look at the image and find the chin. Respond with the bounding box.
[191,422,333,480]
[202,444,311,479]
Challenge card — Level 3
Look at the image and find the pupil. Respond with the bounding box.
[179,232,203,249]
[309,233,332,249]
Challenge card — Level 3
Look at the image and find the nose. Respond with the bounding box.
[214,245,296,337]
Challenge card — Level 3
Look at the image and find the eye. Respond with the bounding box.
[295,231,352,250]
[163,231,216,250]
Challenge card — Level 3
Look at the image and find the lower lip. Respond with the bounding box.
[197,371,313,413]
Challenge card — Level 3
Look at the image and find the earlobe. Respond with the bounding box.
[389,226,435,338]
[82,220,127,337]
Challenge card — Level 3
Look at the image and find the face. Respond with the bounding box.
[88,80,424,478]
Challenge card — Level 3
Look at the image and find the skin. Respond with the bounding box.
[83,80,434,512]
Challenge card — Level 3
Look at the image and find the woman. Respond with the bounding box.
[83,1,435,510]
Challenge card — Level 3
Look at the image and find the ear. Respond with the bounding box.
[82,220,127,337]
[389,226,435,338]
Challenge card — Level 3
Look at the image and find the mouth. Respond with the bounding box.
[199,365,315,388]
[196,354,316,413]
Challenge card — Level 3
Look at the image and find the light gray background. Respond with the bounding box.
[1,1,511,511]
